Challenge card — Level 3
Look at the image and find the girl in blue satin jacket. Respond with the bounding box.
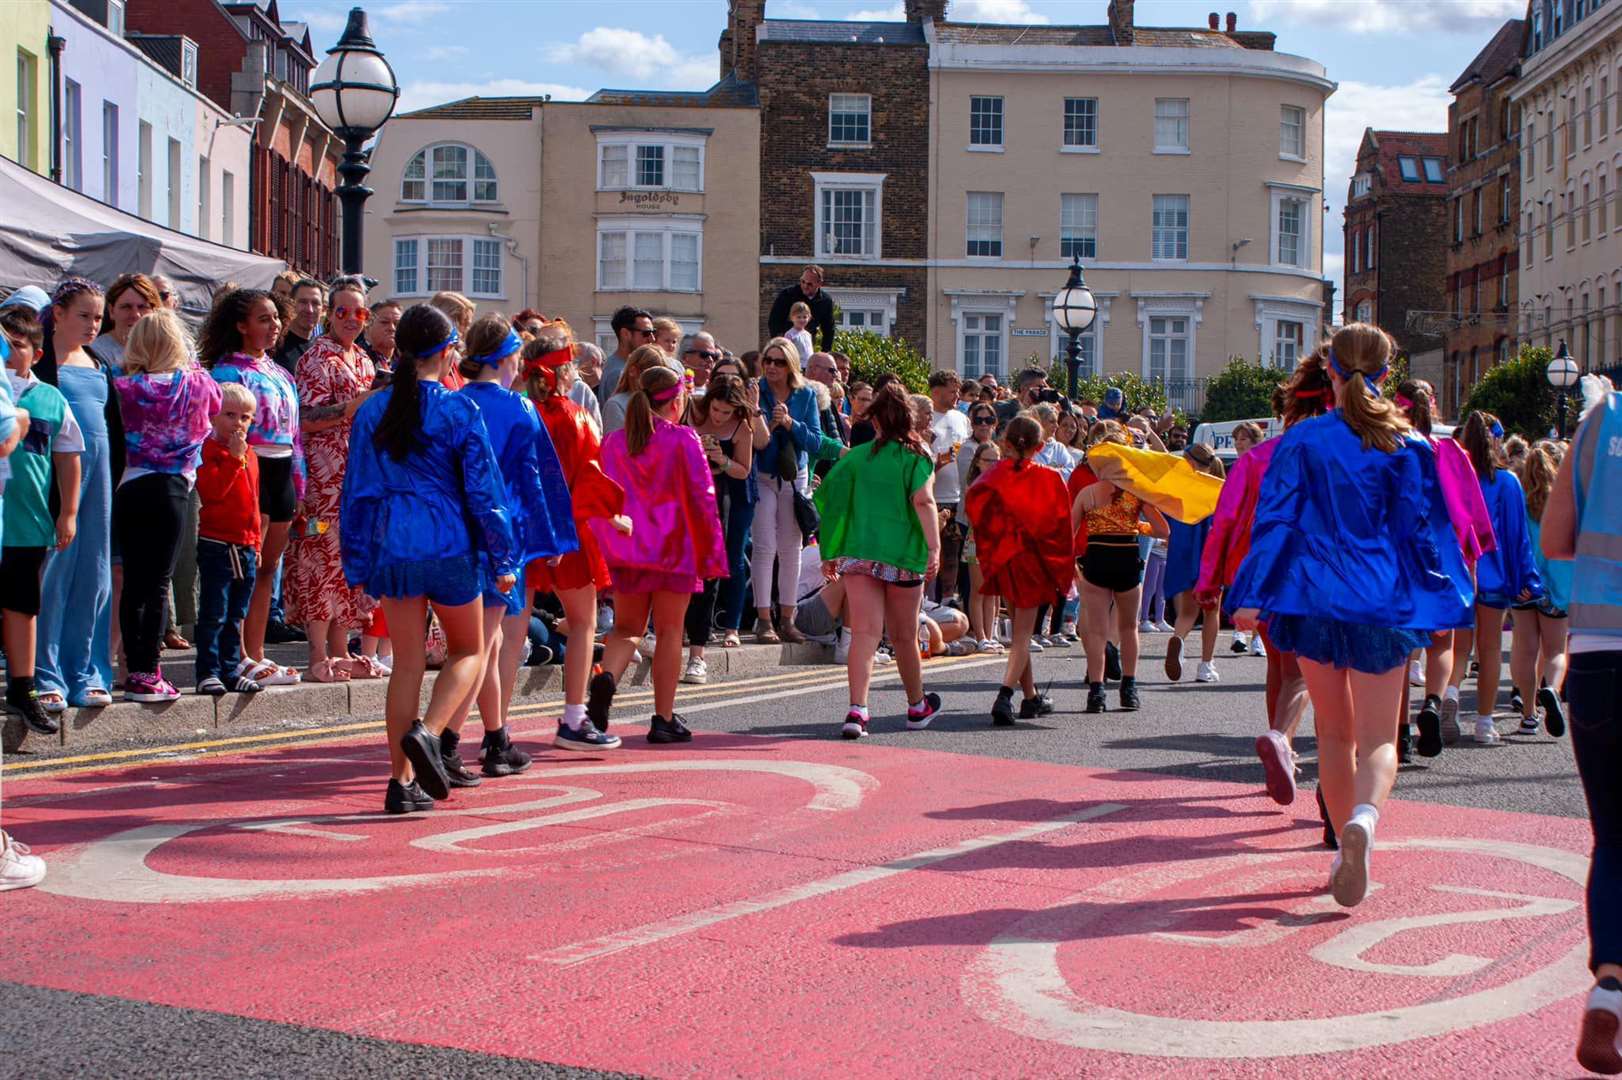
[340,303,519,815]
[1228,322,1472,913]
[440,313,579,779]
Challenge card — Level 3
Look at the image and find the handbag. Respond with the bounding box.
[792,484,820,538]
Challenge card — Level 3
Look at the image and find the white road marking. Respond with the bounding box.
[536,801,1127,967]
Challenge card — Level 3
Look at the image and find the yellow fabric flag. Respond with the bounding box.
[1086,442,1224,525]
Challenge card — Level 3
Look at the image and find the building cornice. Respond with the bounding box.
[929,43,1335,94]
[760,255,1325,280]
[1512,2,1622,101]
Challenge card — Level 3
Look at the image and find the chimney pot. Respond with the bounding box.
[1208,12,1219,29]
[1225,11,1237,31]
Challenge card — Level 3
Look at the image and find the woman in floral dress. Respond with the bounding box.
[288,278,377,682]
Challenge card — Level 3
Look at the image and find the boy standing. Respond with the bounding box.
[194,382,264,695]
[0,307,83,736]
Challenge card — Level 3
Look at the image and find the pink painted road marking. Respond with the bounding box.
[0,734,1594,1078]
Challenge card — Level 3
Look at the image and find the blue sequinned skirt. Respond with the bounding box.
[1264,614,1432,675]
[367,554,481,608]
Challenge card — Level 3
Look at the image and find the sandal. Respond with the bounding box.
[779,623,807,645]
[238,657,300,686]
[79,688,113,708]
[722,630,741,649]
[307,657,351,683]
[163,630,191,650]
[345,655,386,680]
[38,692,68,715]
[754,619,781,645]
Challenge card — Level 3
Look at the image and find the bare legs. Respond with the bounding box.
[999,606,1038,697]
[603,590,691,719]
[377,595,484,782]
[445,603,507,737]
[303,619,351,682]
[1299,660,1405,831]
[243,518,289,663]
[555,585,597,707]
[1510,609,1568,717]
[842,575,926,710]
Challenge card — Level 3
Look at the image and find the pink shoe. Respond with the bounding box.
[1255,730,1296,806]
[125,671,181,703]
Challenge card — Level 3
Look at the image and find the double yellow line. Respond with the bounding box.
[7,656,990,780]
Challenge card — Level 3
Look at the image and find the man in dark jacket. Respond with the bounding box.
[767,265,836,353]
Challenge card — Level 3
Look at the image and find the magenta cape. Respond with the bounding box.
[590,417,728,580]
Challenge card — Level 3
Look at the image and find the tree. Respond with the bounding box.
[833,329,931,393]
[1201,357,1286,423]
[1462,344,1556,438]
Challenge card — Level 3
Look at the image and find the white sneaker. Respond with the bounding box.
[1331,814,1374,908]
[1408,660,1424,687]
[0,830,45,891]
[1473,716,1502,745]
[874,647,895,666]
[834,629,852,666]
[1250,634,1267,658]
[1578,980,1622,1075]
[681,657,708,685]
[1028,637,1045,653]
[1139,619,1157,633]
[1196,660,1219,683]
[977,638,1005,654]
[1154,620,1175,633]
[1061,621,1079,639]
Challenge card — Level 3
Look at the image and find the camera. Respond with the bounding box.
[1035,388,1065,405]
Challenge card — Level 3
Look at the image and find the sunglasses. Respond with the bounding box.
[332,305,370,322]
[687,349,722,361]
[158,290,174,301]
[972,415,996,425]
[521,323,544,335]
[761,354,789,367]
[632,327,656,338]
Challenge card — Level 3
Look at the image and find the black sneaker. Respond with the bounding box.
[1317,787,1338,850]
[264,620,306,644]
[1538,686,1566,737]
[905,692,942,731]
[1415,696,1443,758]
[1085,682,1107,714]
[442,750,483,788]
[1019,694,1054,719]
[480,727,535,774]
[586,670,616,733]
[648,713,693,744]
[1104,641,1123,683]
[1516,714,1541,736]
[1231,634,1249,654]
[1117,677,1140,711]
[8,691,59,737]
[554,720,620,752]
[1396,722,1413,764]
[991,689,1016,727]
[384,778,435,814]
[400,721,451,801]
[1509,688,1525,717]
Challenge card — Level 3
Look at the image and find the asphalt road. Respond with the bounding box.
[0,633,1590,1078]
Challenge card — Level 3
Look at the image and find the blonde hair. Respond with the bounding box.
[624,365,682,457]
[789,301,811,319]
[760,336,805,389]
[651,316,682,339]
[1520,444,1558,522]
[615,344,670,395]
[123,309,193,375]
[429,291,475,333]
[1329,322,1408,453]
[1086,418,1128,449]
[218,381,255,412]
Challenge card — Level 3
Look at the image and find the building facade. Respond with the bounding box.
[1443,18,1525,416]
[2,0,53,173]
[1512,0,1621,372]
[1342,129,1451,367]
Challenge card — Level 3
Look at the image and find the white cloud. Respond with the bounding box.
[1249,0,1522,34]
[375,1,453,24]
[952,0,1048,23]
[545,28,716,90]
[847,2,906,17]
[424,45,469,61]
[282,5,345,32]
[1322,75,1452,294]
[772,0,826,16]
[396,78,591,114]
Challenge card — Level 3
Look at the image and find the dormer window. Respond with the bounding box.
[181,40,198,88]
[401,144,499,205]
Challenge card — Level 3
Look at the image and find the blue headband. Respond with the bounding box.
[469,328,522,368]
[1327,349,1387,397]
[420,326,459,359]
[1490,420,1504,439]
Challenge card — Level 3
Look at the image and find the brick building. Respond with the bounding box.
[724,0,932,349]
[127,0,341,277]
[1342,129,1450,370]
[1443,18,1525,416]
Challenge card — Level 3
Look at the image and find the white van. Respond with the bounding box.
[1193,416,1454,462]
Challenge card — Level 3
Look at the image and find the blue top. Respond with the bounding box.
[1227,410,1473,632]
[755,382,822,483]
[460,381,578,565]
[1527,518,1572,611]
[1569,390,1622,638]
[1474,468,1544,604]
[1163,515,1210,601]
[341,380,519,594]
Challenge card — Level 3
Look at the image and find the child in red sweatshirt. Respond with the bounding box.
[194,382,263,694]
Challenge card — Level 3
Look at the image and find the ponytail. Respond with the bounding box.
[376,304,454,461]
[1457,410,1498,482]
[1395,378,1435,435]
[625,365,682,456]
[1002,415,1042,464]
[1329,323,1407,453]
[1275,343,1334,428]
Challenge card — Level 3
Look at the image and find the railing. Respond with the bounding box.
[1150,377,1209,415]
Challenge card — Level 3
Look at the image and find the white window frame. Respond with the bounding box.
[1279,105,1306,161]
[1154,98,1189,154]
[812,171,885,260]
[1134,294,1206,403]
[1268,185,1314,269]
[197,155,209,240]
[595,130,706,193]
[825,287,900,338]
[391,235,506,299]
[1062,97,1099,152]
[1151,194,1190,261]
[827,94,871,148]
[966,191,1003,257]
[63,78,81,191]
[594,215,704,294]
[1253,296,1321,370]
[957,305,1010,380]
[1351,172,1371,199]
[969,95,1004,150]
[221,170,234,247]
[1355,299,1373,323]
[400,142,500,206]
[101,101,118,205]
[1060,193,1098,259]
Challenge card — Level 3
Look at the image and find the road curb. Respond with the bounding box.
[2,642,836,756]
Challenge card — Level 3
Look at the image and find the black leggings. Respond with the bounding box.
[115,473,190,675]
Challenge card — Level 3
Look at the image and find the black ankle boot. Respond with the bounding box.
[991,687,1016,727]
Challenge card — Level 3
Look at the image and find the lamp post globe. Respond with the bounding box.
[309,7,399,275]
[1547,339,1580,439]
[1051,252,1097,402]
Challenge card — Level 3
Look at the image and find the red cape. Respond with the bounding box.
[536,396,624,589]
[965,459,1074,607]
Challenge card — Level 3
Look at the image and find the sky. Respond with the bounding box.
[283,0,1530,298]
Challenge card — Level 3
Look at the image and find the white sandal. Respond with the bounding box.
[38,692,68,714]
[238,657,301,686]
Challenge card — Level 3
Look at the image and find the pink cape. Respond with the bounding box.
[1432,435,1496,565]
[590,418,728,581]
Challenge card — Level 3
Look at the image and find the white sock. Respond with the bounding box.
[1476,713,1495,729]
[1348,803,1379,834]
[562,703,587,730]
[1443,685,1460,702]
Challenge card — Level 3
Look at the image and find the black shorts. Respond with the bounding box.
[1079,539,1144,594]
[257,453,296,523]
[0,546,50,615]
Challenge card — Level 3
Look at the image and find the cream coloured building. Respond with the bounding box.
[362,89,759,355]
[1512,0,1622,370]
[924,15,1334,409]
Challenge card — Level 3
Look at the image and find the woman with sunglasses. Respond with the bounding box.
[751,337,822,643]
[287,277,377,684]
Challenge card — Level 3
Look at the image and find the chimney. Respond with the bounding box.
[725,0,765,84]
[904,0,948,20]
[1225,11,1237,31]
[1108,0,1135,44]
[1208,12,1219,29]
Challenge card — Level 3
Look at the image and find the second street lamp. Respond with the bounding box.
[1547,339,1580,439]
[309,7,400,276]
[1051,251,1098,402]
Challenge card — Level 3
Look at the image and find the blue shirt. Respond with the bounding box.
[755,382,822,484]
[460,381,578,566]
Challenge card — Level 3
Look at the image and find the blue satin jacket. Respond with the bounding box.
[1227,410,1473,632]
[1474,467,1544,604]
[461,381,578,566]
[341,380,519,593]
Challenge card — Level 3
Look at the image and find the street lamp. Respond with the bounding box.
[1050,251,1098,402]
[309,8,399,275]
[1547,339,1580,439]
